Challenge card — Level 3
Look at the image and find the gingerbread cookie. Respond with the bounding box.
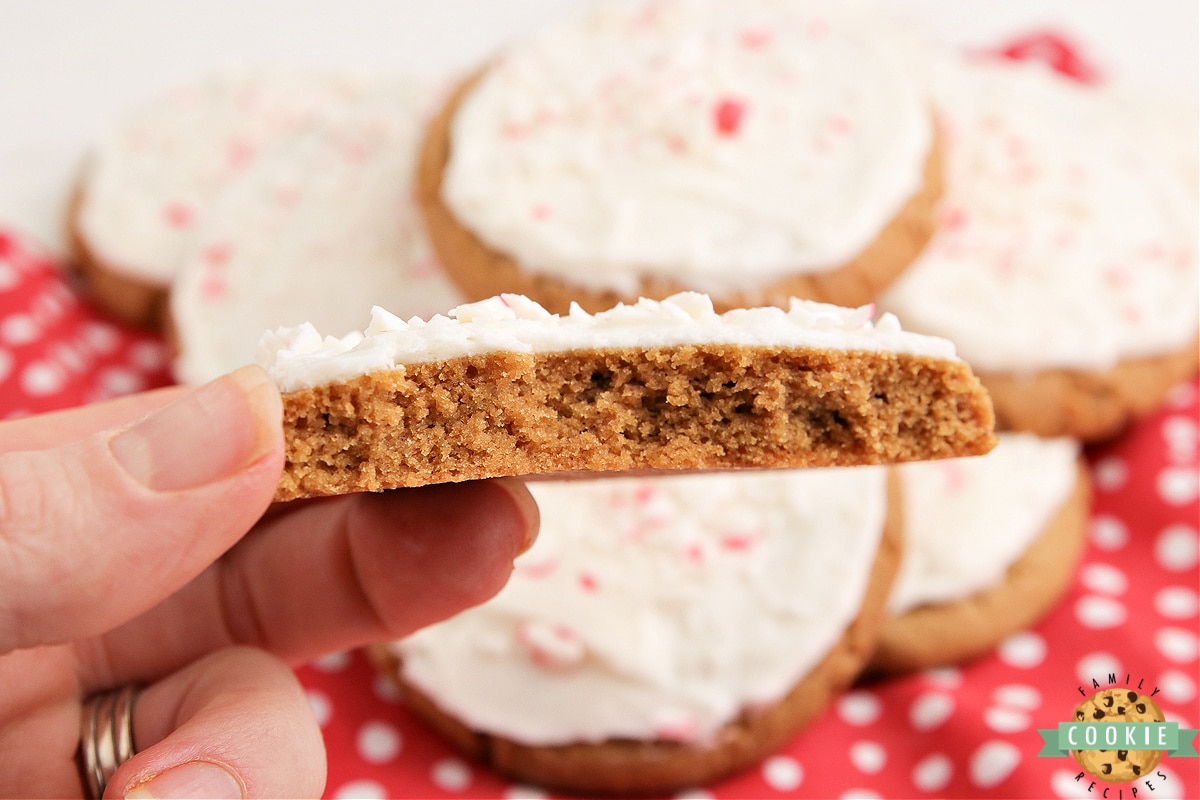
[870,433,1089,673]
[168,76,460,385]
[417,0,942,314]
[879,55,1198,441]
[374,467,902,795]
[69,68,377,326]
[257,293,996,500]
[1072,689,1165,782]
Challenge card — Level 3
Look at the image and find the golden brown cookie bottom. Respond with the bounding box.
[370,476,904,796]
[417,74,945,315]
[867,459,1091,675]
[979,339,1199,442]
[276,345,996,501]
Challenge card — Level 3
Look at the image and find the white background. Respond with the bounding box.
[0,0,1195,249]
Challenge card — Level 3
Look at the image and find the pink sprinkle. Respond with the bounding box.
[1104,266,1130,288]
[343,141,369,164]
[940,207,967,230]
[655,719,698,742]
[1122,306,1143,324]
[200,275,227,301]
[684,542,705,565]
[720,532,758,552]
[202,242,231,267]
[276,187,301,208]
[518,557,559,579]
[1141,242,1167,260]
[578,572,599,592]
[828,114,853,136]
[941,462,965,493]
[531,204,550,221]
[634,484,657,505]
[1012,162,1040,184]
[1005,135,1028,159]
[552,623,576,641]
[713,96,747,137]
[1054,230,1076,248]
[163,202,194,228]
[503,121,528,139]
[740,28,773,50]
[664,133,689,154]
[227,139,256,170]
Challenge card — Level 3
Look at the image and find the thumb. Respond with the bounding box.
[0,365,283,653]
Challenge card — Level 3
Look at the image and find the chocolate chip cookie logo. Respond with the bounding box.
[1037,676,1199,795]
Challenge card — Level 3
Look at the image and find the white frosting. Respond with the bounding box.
[256,293,959,393]
[888,432,1080,614]
[79,68,380,283]
[442,0,932,296]
[170,76,462,385]
[394,467,887,745]
[880,56,1199,371]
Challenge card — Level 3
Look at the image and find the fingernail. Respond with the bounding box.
[125,759,244,799]
[493,478,540,555]
[111,365,281,492]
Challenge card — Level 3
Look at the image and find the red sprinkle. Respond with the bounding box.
[740,28,773,50]
[828,114,852,136]
[578,572,599,592]
[531,204,550,221]
[720,532,757,552]
[634,484,657,505]
[202,242,231,267]
[163,202,194,228]
[940,207,968,230]
[713,97,747,137]
[200,275,227,301]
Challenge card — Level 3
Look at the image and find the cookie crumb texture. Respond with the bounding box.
[276,345,994,500]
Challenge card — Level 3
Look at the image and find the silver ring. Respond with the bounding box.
[78,685,139,799]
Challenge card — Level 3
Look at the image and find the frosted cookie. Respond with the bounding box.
[1072,689,1165,782]
[374,468,901,795]
[69,68,377,326]
[869,433,1089,674]
[257,293,996,501]
[418,0,942,315]
[879,56,1199,441]
[168,77,461,385]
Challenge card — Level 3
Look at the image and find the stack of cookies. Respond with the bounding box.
[66,0,1197,794]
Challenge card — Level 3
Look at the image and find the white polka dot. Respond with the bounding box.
[1092,457,1128,491]
[910,691,955,731]
[333,780,387,800]
[1088,515,1129,551]
[984,706,1030,733]
[912,753,953,793]
[1166,381,1198,409]
[1079,563,1127,595]
[1155,586,1199,619]
[372,672,403,704]
[97,366,142,396]
[1158,467,1199,505]
[506,786,549,800]
[969,740,1021,789]
[1155,627,1199,663]
[672,790,712,800]
[432,758,471,792]
[1162,415,1198,459]
[129,340,168,371]
[1,313,38,345]
[1075,595,1127,629]
[20,361,65,396]
[922,666,962,688]
[1076,652,1122,684]
[1158,669,1197,704]
[311,650,352,672]
[839,791,882,800]
[356,720,401,764]
[848,741,886,774]
[998,631,1046,668]
[306,689,332,728]
[1050,768,1092,798]
[0,262,18,290]
[0,348,11,384]
[992,684,1040,710]
[51,342,85,374]
[82,321,121,354]
[1156,525,1199,571]
[762,755,803,790]
[837,691,882,726]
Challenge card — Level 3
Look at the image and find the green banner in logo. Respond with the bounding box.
[1038,722,1200,758]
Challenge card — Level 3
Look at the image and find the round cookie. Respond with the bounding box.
[879,54,1198,441]
[417,0,943,314]
[1072,689,1165,782]
[869,433,1088,673]
[257,293,997,500]
[373,468,903,796]
[168,76,461,385]
[69,68,377,327]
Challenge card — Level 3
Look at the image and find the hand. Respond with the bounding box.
[0,365,539,798]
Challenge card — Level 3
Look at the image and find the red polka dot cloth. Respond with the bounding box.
[1,32,1197,800]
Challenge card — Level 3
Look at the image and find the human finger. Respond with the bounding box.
[78,478,539,686]
[107,647,324,799]
[0,366,282,653]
